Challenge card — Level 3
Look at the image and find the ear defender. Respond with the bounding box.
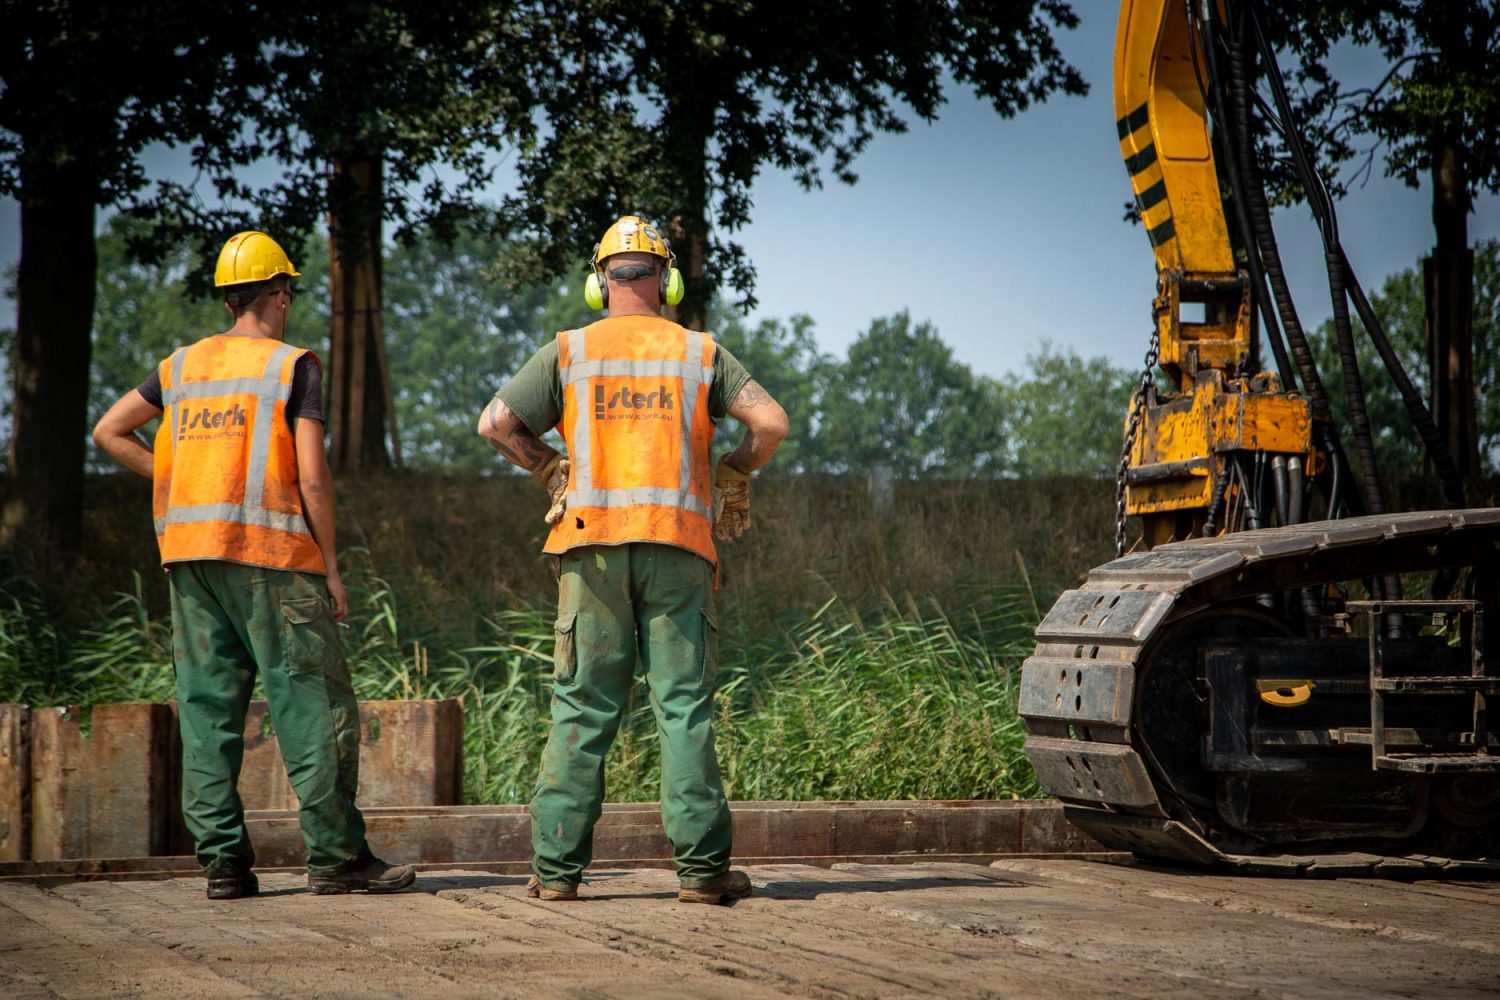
[663,267,684,306]
[584,270,607,310]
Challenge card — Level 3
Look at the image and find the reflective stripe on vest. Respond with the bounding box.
[152,337,324,573]
[546,319,717,563]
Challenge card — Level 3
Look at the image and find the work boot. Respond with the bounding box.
[526,874,579,901]
[307,854,417,895]
[206,867,259,900]
[678,870,752,905]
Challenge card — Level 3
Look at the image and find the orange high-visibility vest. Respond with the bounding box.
[545,315,718,564]
[152,335,326,574]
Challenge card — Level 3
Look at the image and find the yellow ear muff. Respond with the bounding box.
[584,271,606,310]
[663,267,685,306]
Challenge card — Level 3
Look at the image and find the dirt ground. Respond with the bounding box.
[2,858,1497,998]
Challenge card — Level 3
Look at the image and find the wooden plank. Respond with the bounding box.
[0,704,28,861]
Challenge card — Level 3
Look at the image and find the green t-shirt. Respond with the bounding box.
[495,330,752,436]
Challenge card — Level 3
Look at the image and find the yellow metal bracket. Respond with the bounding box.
[1257,679,1315,708]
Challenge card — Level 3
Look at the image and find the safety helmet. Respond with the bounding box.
[591,215,672,266]
[585,215,685,309]
[214,231,301,288]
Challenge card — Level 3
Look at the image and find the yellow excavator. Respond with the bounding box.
[1019,0,1500,875]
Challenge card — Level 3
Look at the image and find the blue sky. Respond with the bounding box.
[2,6,1496,380]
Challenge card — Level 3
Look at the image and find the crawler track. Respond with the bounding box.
[1020,509,1500,875]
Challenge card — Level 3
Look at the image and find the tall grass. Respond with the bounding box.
[0,558,1042,802]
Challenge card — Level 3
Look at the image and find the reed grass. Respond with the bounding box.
[0,556,1043,802]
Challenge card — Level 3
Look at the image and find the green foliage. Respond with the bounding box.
[1004,344,1138,477]
[131,4,544,286]
[382,227,592,469]
[1313,239,1500,476]
[1264,2,1500,203]
[818,312,1010,476]
[708,310,833,472]
[0,562,1042,803]
[500,1,1088,320]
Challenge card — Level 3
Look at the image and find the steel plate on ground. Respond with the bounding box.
[1059,806,1222,864]
[1020,659,1134,731]
[1024,736,1160,809]
[1035,589,1176,646]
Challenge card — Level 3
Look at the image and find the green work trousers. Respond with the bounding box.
[530,543,731,889]
[169,560,368,877]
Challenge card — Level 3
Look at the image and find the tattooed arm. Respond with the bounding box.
[476,396,560,479]
[722,379,789,474]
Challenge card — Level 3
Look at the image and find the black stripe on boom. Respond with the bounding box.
[1134,178,1167,214]
[1116,103,1150,140]
[1124,143,1158,176]
[1147,217,1177,247]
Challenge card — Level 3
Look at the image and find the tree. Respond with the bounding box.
[499,1,1087,332]
[818,312,1009,477]
[1004,345,1136,477]
[0,3,262,560]
[1264,1,1500,478]
[1313,240,1500,479]
[382,227,591,470]
[138,3,548,472]
[707,309,833,473]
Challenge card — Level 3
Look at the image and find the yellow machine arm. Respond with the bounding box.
[1114,0,1312,548]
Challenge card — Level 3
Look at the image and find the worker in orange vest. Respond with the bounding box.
[479,215,788,904]
[93,231,415,900]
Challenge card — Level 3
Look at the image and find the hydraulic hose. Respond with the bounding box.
[1194,9,1296,389]
[1341,249,1466,508]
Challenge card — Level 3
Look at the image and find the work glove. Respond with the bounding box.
[712,459,752,540]
[537,455,570,526]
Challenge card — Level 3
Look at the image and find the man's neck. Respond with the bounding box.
[222,315,282,340]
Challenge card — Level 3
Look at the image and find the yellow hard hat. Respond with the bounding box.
[214,231,301,288]
[592,215,672,266]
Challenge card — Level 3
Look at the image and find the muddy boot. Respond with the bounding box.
[206,867,259,900]
[307,855,417,895]
[678,870,752,905]
[526,874,579,901]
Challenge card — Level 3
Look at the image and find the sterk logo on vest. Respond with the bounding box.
[177,402,250,441]
[594,383,675,422]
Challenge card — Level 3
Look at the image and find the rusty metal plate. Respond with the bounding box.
[1025,736,1160,809]
[30,704,177,861]
[1036,590,1176,646]
[1088,549,1246,585]
[1020,659,1135,731]
[1059,805,1222,864]
[239,698,464,811]
[0,705,28,862]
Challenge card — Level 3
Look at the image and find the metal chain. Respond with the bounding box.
[1115,329,1160,557]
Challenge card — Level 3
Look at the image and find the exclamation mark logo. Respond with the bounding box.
[594,383,605,419]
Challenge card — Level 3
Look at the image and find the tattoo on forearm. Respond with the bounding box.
[489,427,555,474]
[733,380,772,409]
[485,398,504,433]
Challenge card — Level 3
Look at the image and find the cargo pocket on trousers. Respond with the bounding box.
[280,596,329,676]
[700,606,720,688]
[553,610,578,682]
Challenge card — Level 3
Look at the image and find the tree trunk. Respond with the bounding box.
[1425,139,1477,480]
[1,166,97,565]
[663,87,712,333]
[326,153,400,471]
